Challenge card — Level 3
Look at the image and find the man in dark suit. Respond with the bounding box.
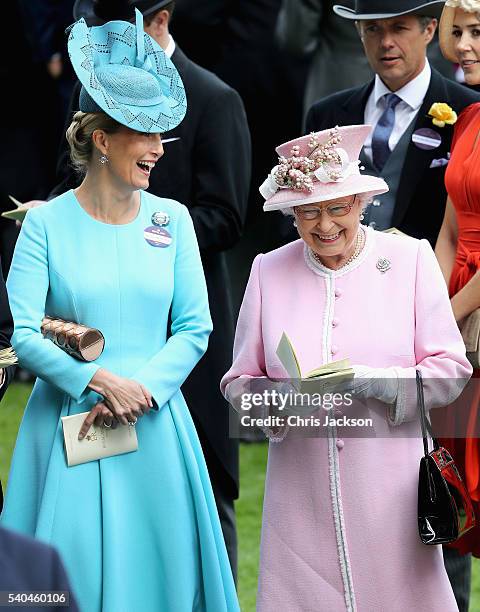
[306,1,478,609]
[306,0,480,248]
[0,526,78,611]
[0,259,16,512]
[50,0,251,579]
[276,0,455,119]
[276,0,373,116]
[171,0,308,309]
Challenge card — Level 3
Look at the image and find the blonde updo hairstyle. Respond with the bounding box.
[66,111,121,175]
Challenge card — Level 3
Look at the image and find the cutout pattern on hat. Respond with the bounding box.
[68,11,186,132]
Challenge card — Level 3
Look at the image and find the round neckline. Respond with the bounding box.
[70,189,144,228]
[304,226,374,277]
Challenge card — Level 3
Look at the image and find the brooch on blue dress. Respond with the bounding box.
[152,211,170,227]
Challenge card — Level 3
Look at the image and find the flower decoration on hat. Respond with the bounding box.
[428,102,458,128]
[259,127,358,200]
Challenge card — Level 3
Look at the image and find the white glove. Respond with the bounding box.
[224,377,291,442]
[349,365,399,406]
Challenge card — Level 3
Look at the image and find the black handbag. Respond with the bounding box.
[416,371,476,544]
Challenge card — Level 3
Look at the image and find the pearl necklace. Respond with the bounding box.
[311,228,365,270]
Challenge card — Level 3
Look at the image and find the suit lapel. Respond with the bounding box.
[162,47,189,140]
[341,81,374,125]
[170,46,189,77]
[392,69,450,227]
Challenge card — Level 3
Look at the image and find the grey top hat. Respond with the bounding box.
[333,0,445,20]
[73,0,173,26]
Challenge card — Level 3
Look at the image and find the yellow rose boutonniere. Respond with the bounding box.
[428,102,458,128]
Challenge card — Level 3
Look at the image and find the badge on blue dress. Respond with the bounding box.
[412,128,442,150]
[151,211,170,227]
[144,226,172,248]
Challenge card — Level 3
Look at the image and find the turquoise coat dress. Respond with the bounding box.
[1,190,239,612]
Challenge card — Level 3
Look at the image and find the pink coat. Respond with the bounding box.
[222,228,472,612]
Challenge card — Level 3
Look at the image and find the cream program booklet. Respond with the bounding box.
[276,332,354,390]
[1,195,29,222]
[61,412,138,467]
[0,347,17,368]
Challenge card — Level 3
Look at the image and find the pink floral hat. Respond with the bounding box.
[260,125,388,212]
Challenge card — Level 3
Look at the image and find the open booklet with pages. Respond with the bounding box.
[0,347,17,369]
[1,195,30,222]
[275,332,354,392]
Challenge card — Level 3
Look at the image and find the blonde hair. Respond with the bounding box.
[65,111,121,174]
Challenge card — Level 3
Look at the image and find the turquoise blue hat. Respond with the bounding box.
[67,8,186,133]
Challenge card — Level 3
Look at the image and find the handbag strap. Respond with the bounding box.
[416,370,439,457]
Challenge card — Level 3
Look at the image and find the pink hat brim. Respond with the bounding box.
[263,173,389,212]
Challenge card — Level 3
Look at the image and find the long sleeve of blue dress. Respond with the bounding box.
[132,205,213,407]
[7,208,100,401]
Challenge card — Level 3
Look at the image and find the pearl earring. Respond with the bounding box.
[359,213,365,221]
[99,154,109,165]
[293,219,297,228]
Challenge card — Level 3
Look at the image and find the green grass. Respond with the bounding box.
[236,441,268,611]
[0,382,30,486]
[1,383,479,611]
[475,564,480,612]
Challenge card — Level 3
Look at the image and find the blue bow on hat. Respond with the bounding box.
[68,8,186,132]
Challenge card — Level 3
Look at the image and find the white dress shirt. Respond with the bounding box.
[363,60,431,163]
[164,34,176,59]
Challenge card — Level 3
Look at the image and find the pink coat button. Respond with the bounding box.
[331,345,339,355]
[332,317,339,327]
[335,288,342,298]
[336,439,345,450]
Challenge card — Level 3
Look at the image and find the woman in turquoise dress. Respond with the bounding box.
[0,10,238,612]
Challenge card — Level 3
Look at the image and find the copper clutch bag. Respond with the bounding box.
[41,316,105,362]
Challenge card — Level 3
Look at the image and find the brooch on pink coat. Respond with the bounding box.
[376,257,391,273]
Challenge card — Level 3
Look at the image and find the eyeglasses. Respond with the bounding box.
[294,198,356,221]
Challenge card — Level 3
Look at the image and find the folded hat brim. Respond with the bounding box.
[68,17,187,133]
[333,1,445,20]
[439,6,459,63]
[263,174,389,212]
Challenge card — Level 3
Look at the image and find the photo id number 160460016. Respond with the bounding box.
[0,591,69,607]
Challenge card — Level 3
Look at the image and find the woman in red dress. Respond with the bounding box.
[436,0,480,591]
